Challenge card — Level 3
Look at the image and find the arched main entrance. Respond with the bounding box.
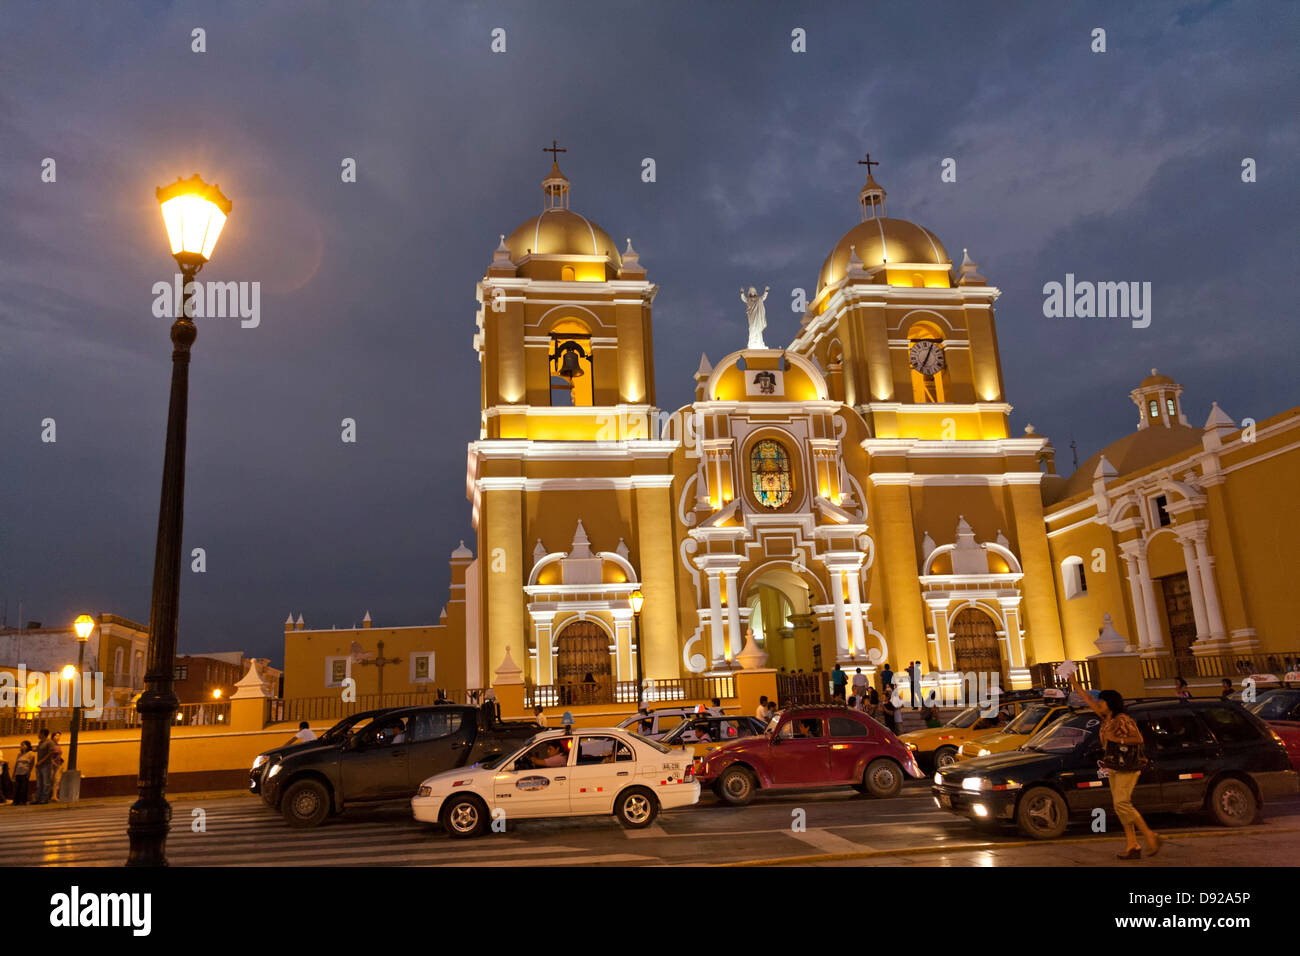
[950,607,1004,682]
[555,620,613,705]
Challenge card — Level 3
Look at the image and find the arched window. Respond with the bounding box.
[750,439,793,509]
[561,265,576,281]
[1061,556,1087,600]
[548,319,593,407]
[1149,399,1160,419]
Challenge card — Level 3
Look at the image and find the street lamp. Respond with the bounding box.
[62,614,95,802]
[128,174,231,867]
[630,589,646,708]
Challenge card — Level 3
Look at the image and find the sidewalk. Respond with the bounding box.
[0,789,252,814]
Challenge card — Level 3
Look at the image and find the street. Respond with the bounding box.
[5,783,1298,867]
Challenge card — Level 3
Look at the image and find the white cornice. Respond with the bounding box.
[477,476,675,492]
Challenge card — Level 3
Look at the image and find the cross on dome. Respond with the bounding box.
[857,152,886,220]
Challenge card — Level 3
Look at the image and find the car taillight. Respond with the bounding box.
[683,764,695,782]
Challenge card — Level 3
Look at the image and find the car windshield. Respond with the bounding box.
[474,752,509,770]
[1026,713,1099,753]
[321,713,376,742]
[1005,704,1053,734]
[944,706,983,729]
[1248,690,1300,720]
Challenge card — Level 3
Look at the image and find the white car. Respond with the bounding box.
[616,707,718,740]
[412,728,700,837]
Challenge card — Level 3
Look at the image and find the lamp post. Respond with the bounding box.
[59,614,95,802]
[630,589,646,708]
[127,174,231,867]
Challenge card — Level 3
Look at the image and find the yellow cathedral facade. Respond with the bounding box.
[282,156,1299,704]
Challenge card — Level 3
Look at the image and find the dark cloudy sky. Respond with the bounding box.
[2,1,1296,662]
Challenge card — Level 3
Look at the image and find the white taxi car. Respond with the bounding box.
[412,728,699,838]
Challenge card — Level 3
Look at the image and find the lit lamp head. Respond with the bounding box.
[156,174,232,270]
[61,664,77,681]
[73,614,95,643]
[630,589,645,615]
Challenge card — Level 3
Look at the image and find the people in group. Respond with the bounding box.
[690,722,712,743]
[920,693,941,728]
[707,697,724,716]
[33,729,54,804]
[285,720,317,747]
[882,689,898,733]
[1069,668,1160,859]
[763,700,778,723]
[1220,678,1233,701]
[482,689,501,726]
[1175,678,1191,701]
[851,667,867,699]
[11,741,35,805]
[49,732,64,800]
[831,664,847,700]
[755,695,769,720]
[880,662,894,695]
[533,705,548,728]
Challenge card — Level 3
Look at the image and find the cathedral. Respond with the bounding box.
[282,155,1299,704]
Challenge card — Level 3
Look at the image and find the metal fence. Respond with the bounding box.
[523,676,737,709]
[776,671,829,706]
[1029,660,1094,691]
[0,701,230,737]
[1141,651,1300,682]
[267,689,484,724]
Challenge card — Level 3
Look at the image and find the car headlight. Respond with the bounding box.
[266,762,282,779]
[907,742,918,751]
[962,776,1021,792]
[252,754,268,771]
[418,785,432,798]
[977,749,991,756]
[933,772,943,786]
[962,777,985,791]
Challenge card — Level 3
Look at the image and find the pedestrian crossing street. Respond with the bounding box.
[0,797,667,867]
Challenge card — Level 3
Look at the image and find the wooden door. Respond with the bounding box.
[950,608,1004,682]
[555,621,613,705]
[1159,573,1197,677]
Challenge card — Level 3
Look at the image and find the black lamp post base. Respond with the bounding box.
[126,798,174,867]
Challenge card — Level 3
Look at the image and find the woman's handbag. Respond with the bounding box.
[1101,740,1149,772]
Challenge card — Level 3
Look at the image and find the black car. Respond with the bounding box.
[261,704,541,827]
[249,709,389,796]
[932,698,1298,839]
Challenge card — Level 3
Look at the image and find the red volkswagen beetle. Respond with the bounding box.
[695,704,923,806]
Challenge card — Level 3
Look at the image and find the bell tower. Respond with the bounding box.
[466,151,679,691]
[473,151,659,439]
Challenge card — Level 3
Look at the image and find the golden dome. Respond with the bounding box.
[1139,368,1176,388]
[505,208,621,264]
[817,217,949,292]
[504,159,621,266]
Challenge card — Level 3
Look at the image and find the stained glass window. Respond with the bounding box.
[750,439,793,509]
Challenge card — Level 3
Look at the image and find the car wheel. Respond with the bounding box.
[934,747,959,769]
[864,759,903,798]
[716,766,757,806]
[1207,777,1257,828]
[441,794,489,838]
[615,787,658,829]
[281,779,330,829]
[1015,786,1068,839]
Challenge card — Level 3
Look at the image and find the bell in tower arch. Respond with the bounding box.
[553,340,587,383]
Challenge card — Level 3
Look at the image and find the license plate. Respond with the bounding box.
[939,793,952,808]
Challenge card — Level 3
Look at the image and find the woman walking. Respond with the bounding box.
[1068,669,1160,859]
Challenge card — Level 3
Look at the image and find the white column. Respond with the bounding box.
[1178,536,1210,641]
[531,612,555,685]
[723,568,742,662]
[1122,553,1150,649]
[844,569,867,658]
[1135,551,1164,650]
[829,568,850,659]
[1193,536,1227,640]
[706,571,724,665]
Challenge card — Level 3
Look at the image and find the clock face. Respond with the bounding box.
[909,340,945,376]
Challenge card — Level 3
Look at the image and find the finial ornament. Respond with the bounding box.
[543,139,566,162]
